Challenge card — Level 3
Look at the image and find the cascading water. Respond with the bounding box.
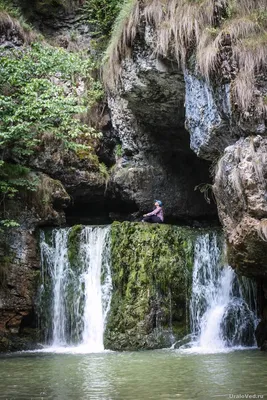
[188,232,258,352]
[39,226,112,352]
[80,227,112,350]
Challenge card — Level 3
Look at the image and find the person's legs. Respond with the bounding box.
[142,216,162,223]
[150,216,162,223]
[142,215,153,222]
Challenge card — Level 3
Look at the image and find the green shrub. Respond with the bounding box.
[83,0,123,51]
[0,42,103,158]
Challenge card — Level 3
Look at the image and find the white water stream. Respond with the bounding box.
[40,226,112,353]
[188,233,257,353]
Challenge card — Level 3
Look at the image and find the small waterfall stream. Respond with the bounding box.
[189,232,258,352]
[39,226,112,352]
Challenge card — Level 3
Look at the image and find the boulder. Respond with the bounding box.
[213,136,267,277]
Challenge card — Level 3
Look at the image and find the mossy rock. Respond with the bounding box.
[104,222,198,351]
[67,225,83,270]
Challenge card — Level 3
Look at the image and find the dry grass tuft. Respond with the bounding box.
[232,70,255,113]
[257,219,267,242]
[102,0,140,88]
[0,11,35,44]
[213,144,246,209]
[144,0,219,63]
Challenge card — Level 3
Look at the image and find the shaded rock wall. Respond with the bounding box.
[0,229,39,351]
[20,0,91,50]
[103,1,267,349]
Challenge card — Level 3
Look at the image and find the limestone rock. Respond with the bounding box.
[184,71,238,160]
[5,172,70,230]
[213,136,267,277]
[29,142,106,209]
[20,0,92,51]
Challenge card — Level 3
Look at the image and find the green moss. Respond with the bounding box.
[67,225,83,270]
[104,222,197,350]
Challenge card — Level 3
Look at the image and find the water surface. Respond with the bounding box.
[0,349,266,399]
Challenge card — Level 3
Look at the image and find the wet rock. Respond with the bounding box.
[255,320,267,351]
[0,228,40,351]
[29,142,106,208]
[184,70,238,160]
[5,172,70,230]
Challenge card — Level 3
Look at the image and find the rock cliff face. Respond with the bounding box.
[103,0,267,348]
[213,136,267,278]
[20,0,92,50]
[0,10,108,349]
[104,0,267,255]
[107,33,217,222]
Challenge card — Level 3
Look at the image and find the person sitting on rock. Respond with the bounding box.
[142,200,164,223]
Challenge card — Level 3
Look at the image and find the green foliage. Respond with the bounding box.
[0,162,36,198]
[0,40,105,227]
[0,0,18,15]
[114,143,123,158]
[99,162,109,179]
[0,219,19,228]
[0,42,103,158]
[83,0,123,50]
[0,162,38,228]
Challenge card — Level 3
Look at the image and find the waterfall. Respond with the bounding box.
[189,232,257,352]
[39,226,112,352]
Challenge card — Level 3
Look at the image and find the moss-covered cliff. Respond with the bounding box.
[104,222,196,350]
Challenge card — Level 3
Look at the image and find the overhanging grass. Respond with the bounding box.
[102,0,139,88]
[103,0,267,115]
